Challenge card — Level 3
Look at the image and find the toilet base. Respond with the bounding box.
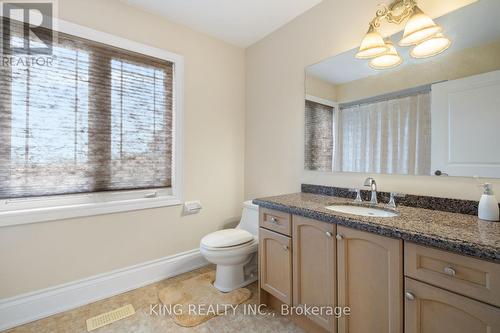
[213,254,258,292]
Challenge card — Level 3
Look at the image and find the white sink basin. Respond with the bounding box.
[325,205,399,218]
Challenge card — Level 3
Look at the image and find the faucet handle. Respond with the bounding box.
[387,192,406,209]
[349,188,363,203]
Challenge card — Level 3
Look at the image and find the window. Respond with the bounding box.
[0,19,183,225]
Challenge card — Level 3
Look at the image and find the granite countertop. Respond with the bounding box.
[253,192,500,263]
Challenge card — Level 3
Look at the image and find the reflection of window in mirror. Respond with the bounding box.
[304,98,335,172]
[304,87,432,175]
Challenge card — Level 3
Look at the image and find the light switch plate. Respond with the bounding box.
[184,201,202,214]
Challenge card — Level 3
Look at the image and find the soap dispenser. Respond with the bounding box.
[478,183,499,222]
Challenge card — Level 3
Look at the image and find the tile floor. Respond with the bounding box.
[5,266,304,333]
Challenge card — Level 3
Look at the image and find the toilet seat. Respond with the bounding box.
[201,229,254,249]
[201,238,258,252]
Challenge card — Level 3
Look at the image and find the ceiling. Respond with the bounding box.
[307,0,499,85]
[122,0,323,47]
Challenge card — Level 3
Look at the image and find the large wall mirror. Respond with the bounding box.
[304,0,500,178]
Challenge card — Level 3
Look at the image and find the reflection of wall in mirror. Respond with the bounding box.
[305,75,336,102]
[335,40,500,103]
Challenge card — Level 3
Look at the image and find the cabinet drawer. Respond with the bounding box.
[259,208,291,236]
[405,242,500,307]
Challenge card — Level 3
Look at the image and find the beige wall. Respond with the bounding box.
[305,75,337,101]
[335,40,500,103]
[0,0,245,298]
[245,0,500,201]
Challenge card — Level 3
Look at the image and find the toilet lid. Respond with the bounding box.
[201,229,254,248]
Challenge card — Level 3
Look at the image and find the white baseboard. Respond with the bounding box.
[0,249,208,331]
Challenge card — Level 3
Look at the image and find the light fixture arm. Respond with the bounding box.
[369,0,417,29]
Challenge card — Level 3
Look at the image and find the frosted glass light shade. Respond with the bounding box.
[355,26,389,59]
[399,6,442,46]
[369,41,402,70]
[410,33,451,58]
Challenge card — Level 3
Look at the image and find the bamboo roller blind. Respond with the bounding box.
[305,100,334,172]
[0,18,174,199]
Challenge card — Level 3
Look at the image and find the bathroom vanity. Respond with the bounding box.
[285,2,500,331]
[255,185,500,333]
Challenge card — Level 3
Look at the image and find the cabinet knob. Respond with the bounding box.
[443,266,456,276]
[326,231,333,238]
[269,217,278,224]
[283,245,289,251]
[336,234,344,241]
[405,291,416,301]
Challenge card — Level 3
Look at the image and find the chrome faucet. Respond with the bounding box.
[364,177,378,205]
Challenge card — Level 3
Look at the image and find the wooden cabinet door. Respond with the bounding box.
[293,216,336,333]
[405,278,500,333]
[259,227,292,304]
[337,226,403,333]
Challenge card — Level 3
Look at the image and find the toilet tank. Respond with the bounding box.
[237,200,259,238]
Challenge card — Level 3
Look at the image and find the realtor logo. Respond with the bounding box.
[1,1,55,55]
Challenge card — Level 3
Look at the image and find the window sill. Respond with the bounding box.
[0,196,183,228]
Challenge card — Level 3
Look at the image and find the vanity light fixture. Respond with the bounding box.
[356,0,451,68]
[369,40,403,69]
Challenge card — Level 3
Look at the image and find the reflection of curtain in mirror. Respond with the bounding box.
[305,100,334,171]
[336,92,431,175]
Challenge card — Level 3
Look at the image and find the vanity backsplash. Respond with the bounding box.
[301,184,500,216]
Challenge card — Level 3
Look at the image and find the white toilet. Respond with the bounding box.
[200,200,259,292]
